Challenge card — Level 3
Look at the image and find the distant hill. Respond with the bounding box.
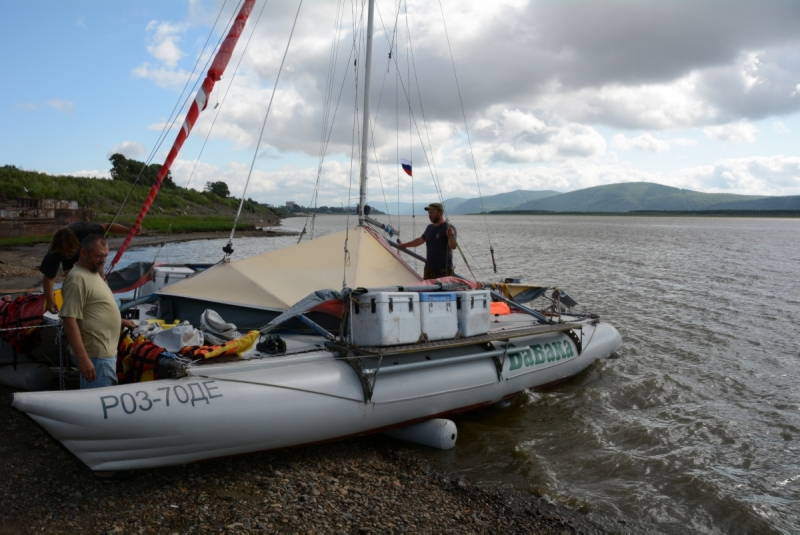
[509,182,768,212]
[440,197,469,213]
[706,195,800,211]
[446,190,560,214]
[374,190,559,215]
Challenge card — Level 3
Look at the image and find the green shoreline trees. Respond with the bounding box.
[0,161,282,242]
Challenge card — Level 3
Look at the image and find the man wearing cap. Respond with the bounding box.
[398,202,457,279]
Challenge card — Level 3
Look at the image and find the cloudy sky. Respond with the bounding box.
[2,0,800,209]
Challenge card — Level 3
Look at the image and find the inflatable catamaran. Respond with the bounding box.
[7,0,622,471]
[12,227,621,471]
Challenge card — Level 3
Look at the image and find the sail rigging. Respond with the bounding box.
[109,0,257,270]
[224,0,304,259]
[106,0,495,281]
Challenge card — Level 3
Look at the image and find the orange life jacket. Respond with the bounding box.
[117,335,166,383]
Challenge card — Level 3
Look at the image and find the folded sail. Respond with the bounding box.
[158,227,422,310]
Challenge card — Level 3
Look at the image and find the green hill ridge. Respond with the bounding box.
[0,165,282,233]
[446,189,560,214]
[508,182,771,212]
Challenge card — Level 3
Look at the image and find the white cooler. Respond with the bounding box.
[455,290,490,337]
[139,266,195,296]
[419,292,458,341]
[350,291,421,346]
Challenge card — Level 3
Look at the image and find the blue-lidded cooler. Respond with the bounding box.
[419,292,458,341]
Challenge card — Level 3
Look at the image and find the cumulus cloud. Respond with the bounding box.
[695,44,800,121]
[371,0,800,127]
[131,19,190,87]
[772,120,791,134]
[125,0,800,202]
[17,99,76,113]
[144,20,185,68]
[168,158,350,206]
[164,149,800,209]
[186,0,800,151]
[15,102,39,112]
[69,169,111,179]
[535,75,720,129]
[132,63,192,89]
[613,133,696,152]
[703,120,758,143]
[46,99,75,113]
[673,156,800,195]
[108,141,146,159]
[135,1,800,135]
[466,108,606,165]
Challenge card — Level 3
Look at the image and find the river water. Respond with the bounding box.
[121,214,800,534]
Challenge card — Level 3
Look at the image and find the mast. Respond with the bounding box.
[357,0,376,225]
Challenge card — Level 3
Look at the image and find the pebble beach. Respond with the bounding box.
[0,389,597,534]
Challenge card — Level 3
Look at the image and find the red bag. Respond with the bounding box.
[0,294,47,351]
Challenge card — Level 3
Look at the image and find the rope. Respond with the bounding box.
[367,0,412,228]
[364,1,488,279]
[342,0,365,289]
[395,55,401,237]
[402,12,446,206]
[386,0,403,64]
[193,374,364,403]
[56,322,65,390]
[407,18,416,242]
[224,0,305,259]
[436,0,497,273]
[106,0,239,235]
[299,0,354,241]
[455,243,478,281]
[184,0,269,190]
[0,322,60,333]
[367,65,396,228]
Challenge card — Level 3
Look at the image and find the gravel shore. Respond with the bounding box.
[0,388,602,534]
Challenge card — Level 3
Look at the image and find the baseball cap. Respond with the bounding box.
[424,202,444,212]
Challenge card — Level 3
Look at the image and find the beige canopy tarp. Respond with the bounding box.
[158,226,422,310]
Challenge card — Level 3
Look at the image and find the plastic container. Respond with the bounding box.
[350,292,421,346]
[419,292,458,341]
[455,290,490,337]
[154,266,195,288]
[141,266,195,296]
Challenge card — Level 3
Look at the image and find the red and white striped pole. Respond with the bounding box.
[110,0,256,269]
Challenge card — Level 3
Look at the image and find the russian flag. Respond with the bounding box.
[400,159,412,177]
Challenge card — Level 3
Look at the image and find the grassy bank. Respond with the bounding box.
[0,234,52,247]
[0,165,283,223]
[0,216,259,247]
